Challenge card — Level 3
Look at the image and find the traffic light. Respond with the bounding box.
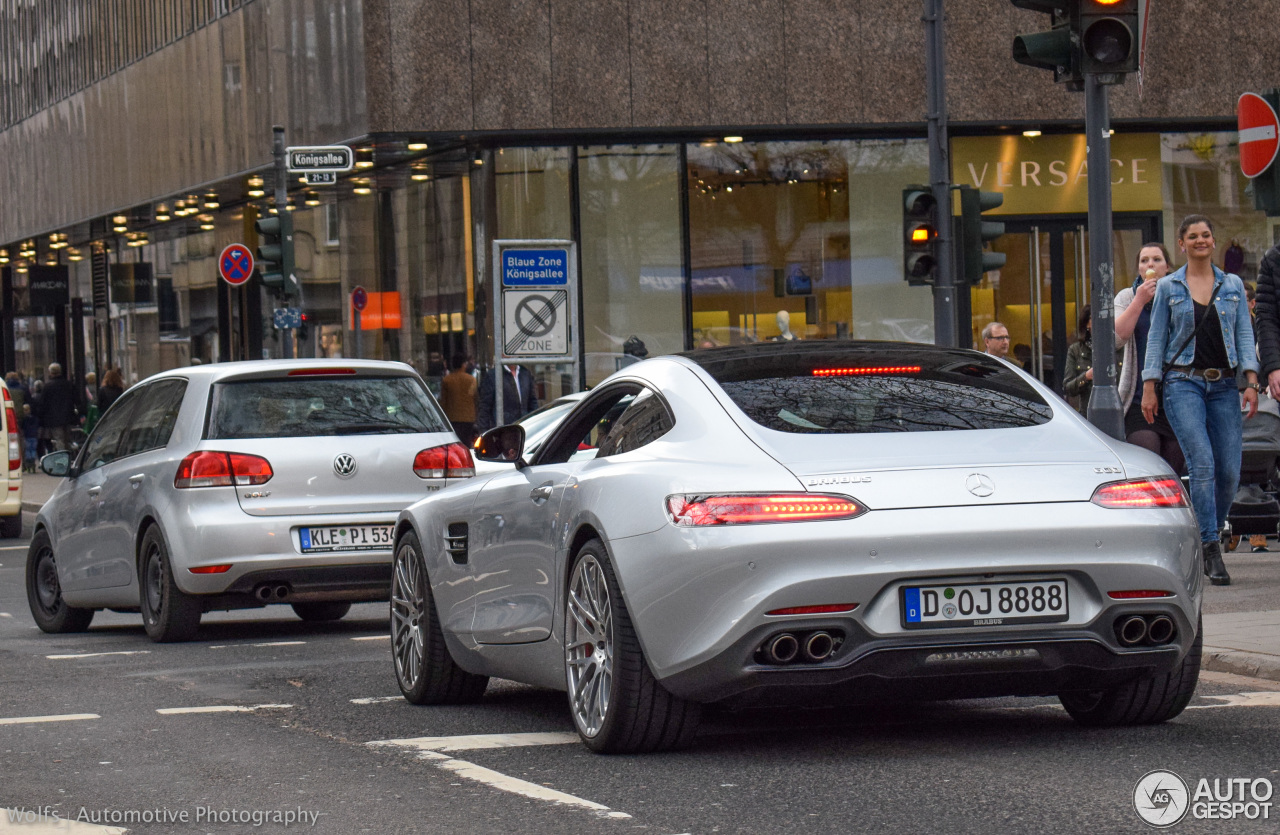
[297,313,310,343]
[1079,0,1139,76]
[255,212,297,296]
[902,186,939,286]
[1011,0,1080,88]
[956,186,1007,286]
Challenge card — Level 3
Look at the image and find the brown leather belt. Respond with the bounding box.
[1168,366,1234,382]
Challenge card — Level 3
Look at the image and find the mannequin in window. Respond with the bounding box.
[773,310,799,342]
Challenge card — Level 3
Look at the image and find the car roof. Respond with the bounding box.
[137,358,422,385]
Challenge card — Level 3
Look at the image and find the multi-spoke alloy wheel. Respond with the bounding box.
[564,539,701,754]
[566,552,613,737]
[391,537,425,693]
[391,531,487,705]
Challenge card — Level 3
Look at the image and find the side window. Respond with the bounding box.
[594,389,673,458]
[118,380,188,458]
[536,385,642,465]
[77,392,140,474]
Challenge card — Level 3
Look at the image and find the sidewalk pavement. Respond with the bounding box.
[14,471,1280,685]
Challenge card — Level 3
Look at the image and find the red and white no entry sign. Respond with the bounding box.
[218,243,255,286]
[1238,92,1280,179]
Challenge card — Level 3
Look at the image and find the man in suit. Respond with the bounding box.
[476,364,538,433]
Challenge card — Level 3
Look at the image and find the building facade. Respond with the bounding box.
[1,0,1276,408]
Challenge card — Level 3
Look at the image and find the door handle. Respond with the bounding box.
[86,486,102,497]
[129,473,145,488]
[529,485,554,503]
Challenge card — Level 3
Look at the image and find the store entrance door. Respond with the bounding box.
[966,213,1160,396]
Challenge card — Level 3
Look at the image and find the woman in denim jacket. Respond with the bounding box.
[1141,215,1260,585]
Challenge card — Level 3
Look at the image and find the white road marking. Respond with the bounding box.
[368,734,628,818]
[46,651,150,660]
[0,808,125,833]
[1186,691,1280,709]
[0,612,11,617]
[370,732,580,752]
[0,713,99,725]
[350,696,403,705]
[155,704,293,715]
[0,544,28,549]
[252,641,306,647]
[351,635,389,641]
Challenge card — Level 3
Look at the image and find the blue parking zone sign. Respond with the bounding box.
[273,307,302,329]
[502,248,569,286]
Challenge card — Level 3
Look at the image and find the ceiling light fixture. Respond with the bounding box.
[1022,129,1042,138]
[723,136,744,143]
[407,142,428,151]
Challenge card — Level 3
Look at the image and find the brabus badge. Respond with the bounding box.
[807,474,872,486]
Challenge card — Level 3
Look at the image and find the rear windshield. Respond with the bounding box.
[207,375,449,439]
[685,344,1053,434]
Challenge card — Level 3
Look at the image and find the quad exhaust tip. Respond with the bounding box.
[803,631,835,662]
[766,633,800,664]
[1114,613,1177,647]
[1117,615,1148,646]
[759,629,844,666]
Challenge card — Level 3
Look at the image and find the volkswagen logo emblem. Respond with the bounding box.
[965,472,995,497]
[333,453,358,479]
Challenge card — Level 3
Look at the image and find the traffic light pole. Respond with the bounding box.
[1084,75,1124,439]
[273,125,294,359]
[924,0,956,348]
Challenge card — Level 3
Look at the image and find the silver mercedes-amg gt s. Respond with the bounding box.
[390,342,1203,753]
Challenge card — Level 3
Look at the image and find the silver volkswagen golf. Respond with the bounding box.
[390,342,1202,753]
[27,359,474,642]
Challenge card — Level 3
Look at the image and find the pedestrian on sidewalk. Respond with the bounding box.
[36,363,80,452]
[20,403,38,472]
[1142,215,1260,586]
[439,352,478,445]
[1116,242,1186,475]
[981,322,1011,359]
[1063,306,1095,414]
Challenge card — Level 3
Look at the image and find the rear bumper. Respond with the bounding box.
[659,613,1192,706]
[199,564,392,611]
[0,486,21,515]
[606,501,1201,698]
[163,494,397,596]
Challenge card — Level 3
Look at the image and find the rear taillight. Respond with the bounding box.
[1107,590,1175,599]
[766,603,860,616]
[4,389,18,474]
[413,442,475,479]
[174,451,274,488]
[1091,478,1187,508]
[666,493,865,526]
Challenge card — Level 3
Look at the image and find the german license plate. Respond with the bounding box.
[901,580,1068,629]
[299,524,393,553]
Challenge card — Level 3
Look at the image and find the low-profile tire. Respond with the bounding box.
[26,529,94,633]
[1059,616,1202,726]
[565,538,701,754]
[1,512,22,539]
[391,531,488,704]
[291,601,352,622]
[139,525,202,643]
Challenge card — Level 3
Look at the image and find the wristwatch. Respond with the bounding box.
[1243,381,1262,392]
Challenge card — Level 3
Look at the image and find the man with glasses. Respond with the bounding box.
[982,321,1011,359]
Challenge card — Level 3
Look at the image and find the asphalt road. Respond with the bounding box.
[3,510,1279,835]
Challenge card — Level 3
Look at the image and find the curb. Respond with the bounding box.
[21,501,42,513]
[1202,646,1280,683]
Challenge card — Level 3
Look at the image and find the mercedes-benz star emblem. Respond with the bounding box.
[965,472,995,497]
[333,453,358,479]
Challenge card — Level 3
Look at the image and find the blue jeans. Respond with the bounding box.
[1161,373,1242,543]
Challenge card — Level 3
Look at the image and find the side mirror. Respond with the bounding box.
[40,450,73,478]
[473,425,527,467]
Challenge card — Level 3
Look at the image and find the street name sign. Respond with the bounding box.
[501,248,569,287]
[1238,92,1280,179]
[286,146,354,173]
[218,243,254,286]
